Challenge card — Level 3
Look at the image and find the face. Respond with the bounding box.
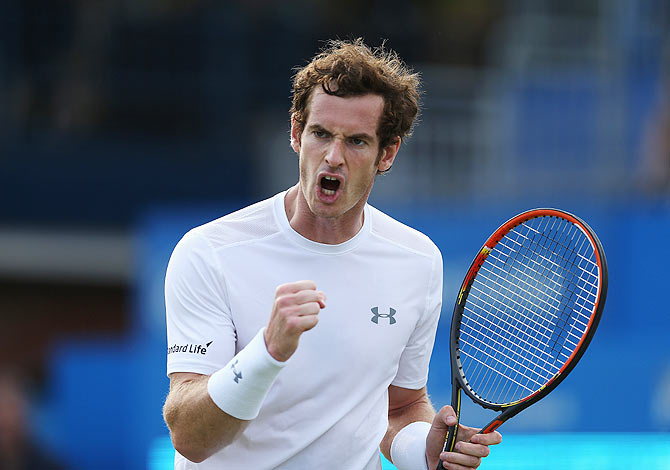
[291,88,399,221]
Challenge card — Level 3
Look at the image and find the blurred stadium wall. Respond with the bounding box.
[0,1,668,468]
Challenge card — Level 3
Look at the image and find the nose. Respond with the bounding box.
[324,138,345,168]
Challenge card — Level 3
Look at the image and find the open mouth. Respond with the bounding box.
[320,175,341,196]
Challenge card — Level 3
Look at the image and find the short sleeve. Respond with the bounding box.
[165,230,237,376]
[391,246,443,389]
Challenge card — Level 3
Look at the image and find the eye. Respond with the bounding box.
[350,137,366,147]
[313,129,328,139]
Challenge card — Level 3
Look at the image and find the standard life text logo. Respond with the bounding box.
[167,341,213,355]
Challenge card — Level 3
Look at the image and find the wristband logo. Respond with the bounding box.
[167,341,213,355]
[231,359,243,383]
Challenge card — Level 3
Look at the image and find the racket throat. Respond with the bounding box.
[481,419,504,434]
[479,406,519,435]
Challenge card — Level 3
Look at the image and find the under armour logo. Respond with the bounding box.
[371,307,397,325]
[231,359,243,383]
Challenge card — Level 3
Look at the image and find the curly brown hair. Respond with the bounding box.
[290,39,421,158]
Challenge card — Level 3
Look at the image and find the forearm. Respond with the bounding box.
[163,374,247,462]
[380,390,435,460]
[164,328,286,462]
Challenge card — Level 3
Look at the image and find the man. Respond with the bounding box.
[163,39,502,470]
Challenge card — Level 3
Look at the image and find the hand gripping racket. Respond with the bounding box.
[437,208,607,469]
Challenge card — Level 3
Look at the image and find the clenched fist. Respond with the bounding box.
[264,280,326,362]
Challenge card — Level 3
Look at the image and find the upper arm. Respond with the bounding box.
[165,232,236,377]
[392,249,443,389]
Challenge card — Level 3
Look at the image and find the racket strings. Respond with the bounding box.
[459,216,600,405]
[459,315,551,390]
[468,218,597,401]
[479,243,596,348]
[479,217,594,395]
[462,296,564,372]
[499,233,601,316]
[494,234,600,303]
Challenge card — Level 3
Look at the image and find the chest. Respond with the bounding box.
[222,242,432,373]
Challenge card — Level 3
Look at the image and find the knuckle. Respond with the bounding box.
[276,295,295,310]
[274,295,287,308]
[275,284,288,295]
[285,316,300,331]
[307,302,320,314]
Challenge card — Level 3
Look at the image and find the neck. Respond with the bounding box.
[284,184,368,244]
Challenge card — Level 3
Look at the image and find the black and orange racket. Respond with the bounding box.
[438,208,607,469]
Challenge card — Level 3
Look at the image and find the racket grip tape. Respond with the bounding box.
[444,424,458,452]
[437,383,462,469]
[436,425,457,470]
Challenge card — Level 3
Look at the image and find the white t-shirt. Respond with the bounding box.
[165,190,443,470]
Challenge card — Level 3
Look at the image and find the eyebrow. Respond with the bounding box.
[306,124,375,142]
[306,124,330,134]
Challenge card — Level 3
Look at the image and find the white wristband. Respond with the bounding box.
[207,328,286,420]
[390,421,431,470]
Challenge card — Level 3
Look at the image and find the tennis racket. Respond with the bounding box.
[437,208,607,469]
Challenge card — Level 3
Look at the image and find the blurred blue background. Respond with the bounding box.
[0,1,668,469]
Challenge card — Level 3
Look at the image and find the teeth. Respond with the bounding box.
[322,189,336,195]
[324,176,337,181]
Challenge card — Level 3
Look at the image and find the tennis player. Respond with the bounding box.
[163,38,502,470]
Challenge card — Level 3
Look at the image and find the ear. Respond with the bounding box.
[290,114,301,154]
[377,137,401,172]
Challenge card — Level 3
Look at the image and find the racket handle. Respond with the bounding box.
[437,382,462,469]
[436,424,457,469]
[444,423,458,451]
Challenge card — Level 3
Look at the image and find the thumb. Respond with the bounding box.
[425,406,458,468]
[426,406,458,448]
[436,405,458,430]
[426,405,458,455]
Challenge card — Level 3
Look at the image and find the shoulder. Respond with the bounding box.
[167,194,282,274]
[186,194,282,251]
[367,205,442,261]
